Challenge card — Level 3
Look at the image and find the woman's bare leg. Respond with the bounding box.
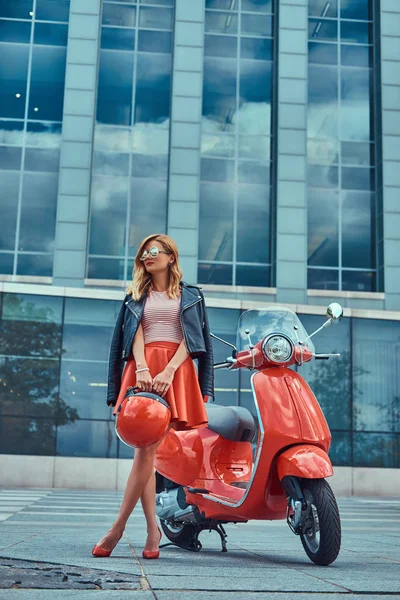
[95,443,161,551]
[140,470,160,551]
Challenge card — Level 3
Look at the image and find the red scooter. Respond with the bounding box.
[154,303,343,566]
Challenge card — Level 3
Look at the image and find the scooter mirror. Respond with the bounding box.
[326,303,343,323]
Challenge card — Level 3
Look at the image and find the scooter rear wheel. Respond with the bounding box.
[300,479,341,566]
[160,520,202,552]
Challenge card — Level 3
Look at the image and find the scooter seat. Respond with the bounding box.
[205,404,257,443]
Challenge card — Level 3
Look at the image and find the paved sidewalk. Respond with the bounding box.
[0,489,399,599]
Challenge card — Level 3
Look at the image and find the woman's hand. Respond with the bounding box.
[135,368,153,393]
[152,365,175,397]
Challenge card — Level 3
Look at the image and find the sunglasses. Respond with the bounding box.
[139,246,172,261]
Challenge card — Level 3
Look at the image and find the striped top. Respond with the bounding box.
[142,290,183,345]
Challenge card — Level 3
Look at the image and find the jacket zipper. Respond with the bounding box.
[122,302,143,358]
[180,297,202,352]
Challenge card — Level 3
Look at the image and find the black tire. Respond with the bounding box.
[160,520,202,552]
[300,479,341,566]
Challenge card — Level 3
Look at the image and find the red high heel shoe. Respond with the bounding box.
[142,527,162,560]
[92,531,123,558]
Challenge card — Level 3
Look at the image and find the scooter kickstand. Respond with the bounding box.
[215,523,228,552]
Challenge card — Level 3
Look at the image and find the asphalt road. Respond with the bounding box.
[0,488,399,599]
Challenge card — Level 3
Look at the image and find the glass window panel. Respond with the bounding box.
[134,53,171,125]
[205,34,237,58]
[308,268,339,289]
[0,19,31,43]
[60,361,110,421]
[201,157,235,182]
[93,151,130,177]
[201,133,235,158]
[198,262,233,285]
[199,183,234,262]
[28,46,67,121]
[0,357,60,417]
[118,437,134,459]
[101,26,135,50]
[239,136,270,161]
[102,3,136,26]
[342,270,374,291]
[0,253,13,273]
[202,57,237,134]
[299,313,351,430]
[308,18,338,41]
[308,42,338,65]
[0,416,56,455]
[238,161,270,184]
[341,141,373,166]
[139,7,173,29]
[34,22,68,46]
[24,147,60,172]
[94,125,131,151]
[353,433,399,468]
[89,176,128,255]
[353,319,400,434]
[342,166,374,191]
[0,43,29,119]
[19,173,58,252]
[16,253,53,276]
[1,292,62,322]
[131,151,168,179]
[241,14,272,37]
[87,256,125,280]
[0,120,24,145]
[342,191,373,269]
[308,138,339,165]
[340,0,371,21]
[241,0,273,13]
[0,1,33,19]
[241,37,272,61]
[206,0,237,8]
[138,30,172,53]
[308,0,337,17]
[340,67,372,141]
[341,20,370,44]
[308,65,338,139]
[239,60,272,135]
[63,297,118,361]
[341,44,371,68]
[236,265,270,287]
[140,0,173,5]
[35,0,70,22]
[205,11,238,34]
[128,179,167,255]
[56,419,117,458]
[0,173,18,250]
[0,146,22,170]
[26,121,62,147]
[308,189,339,266]
[329,432,351,466]
[308,164,339,188]
[97,49,134,126]
[237,184,270,263]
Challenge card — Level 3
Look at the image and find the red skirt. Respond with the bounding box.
[113,341,208,431]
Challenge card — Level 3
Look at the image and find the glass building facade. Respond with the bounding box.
[0,0,399,472]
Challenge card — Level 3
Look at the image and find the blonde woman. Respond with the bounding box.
[92,234,214,559]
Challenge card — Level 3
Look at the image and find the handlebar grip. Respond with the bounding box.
[315,356,329,360]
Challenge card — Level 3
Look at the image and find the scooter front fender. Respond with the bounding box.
[277,445,333,480]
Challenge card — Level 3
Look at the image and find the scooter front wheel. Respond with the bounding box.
[300,479,341,566]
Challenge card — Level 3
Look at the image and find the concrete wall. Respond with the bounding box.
[1,455,398,497]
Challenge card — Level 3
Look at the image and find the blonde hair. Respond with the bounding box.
[126,234,183,300]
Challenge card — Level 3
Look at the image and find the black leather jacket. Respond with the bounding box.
[107,282,214,406]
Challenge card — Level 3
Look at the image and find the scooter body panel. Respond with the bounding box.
[277,445,334,480]
[155,367,332,522]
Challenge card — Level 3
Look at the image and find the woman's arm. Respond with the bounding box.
[132,324,152,392]
[152,338,189,396]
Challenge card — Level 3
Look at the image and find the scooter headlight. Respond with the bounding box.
[262,334,293,363]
